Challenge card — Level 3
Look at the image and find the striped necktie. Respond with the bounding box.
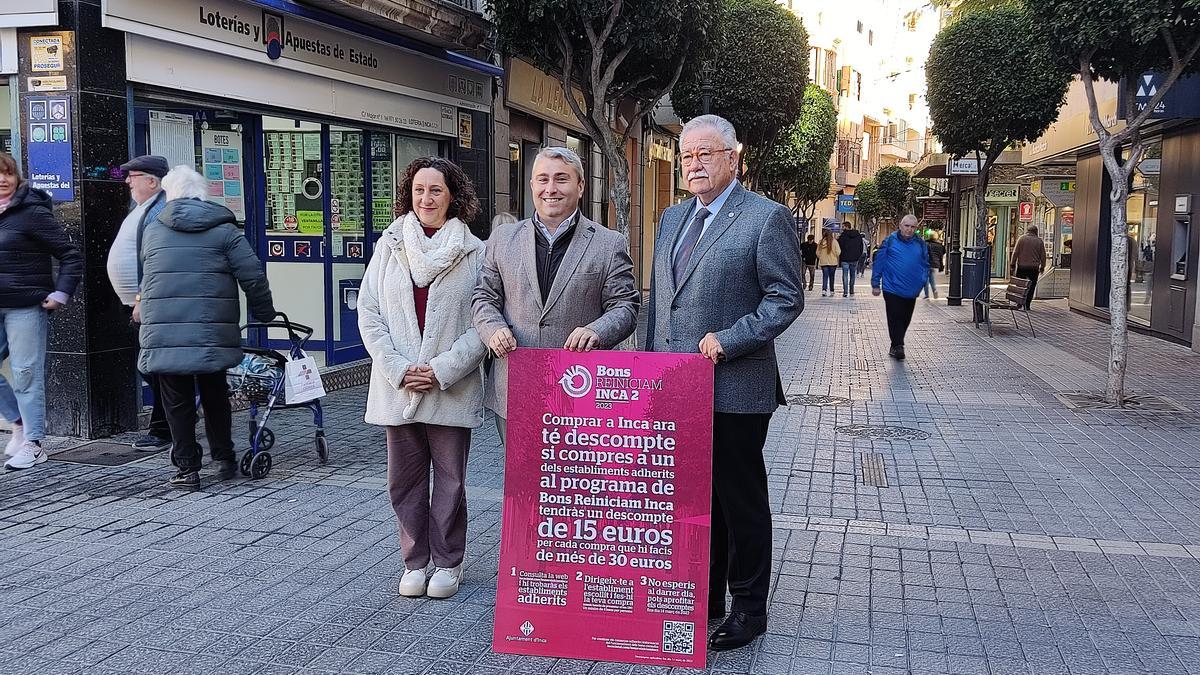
[672,207,710,285]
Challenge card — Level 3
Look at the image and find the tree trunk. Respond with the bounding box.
[973,155,993,249]
[1098,137,1131,405]
[604,137,632,236]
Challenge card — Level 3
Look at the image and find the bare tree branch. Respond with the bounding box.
[1079,50,1114,146]
[599,42,636,92]
[618,49,690,149]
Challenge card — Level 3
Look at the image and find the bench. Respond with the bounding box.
[973,277,1036,337]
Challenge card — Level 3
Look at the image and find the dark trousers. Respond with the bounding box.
[803,264,817,290]
[821,266,837,292]
[143,373,171,440]
[1014,266,1038,309]
[387,423,471,570]
[710,412,773,616]
[883,291,917,349]
[158,372,235,472]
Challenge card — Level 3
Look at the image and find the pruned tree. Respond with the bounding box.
[489,0,719,235]
[854,178,884,242]
[874,165,913,221]
[1027,0,1200,404]
[926,5,1071,262]
[929,0,1015,18]
[672,0,809,187]
[760,84,838,226]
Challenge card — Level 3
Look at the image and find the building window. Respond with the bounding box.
[908,93,916,110]
[856,72,862,100]
[825,51,839,93]
[868,30,874,45]
[809,46,820,84]
[857,20,863,33]
[566,133,590,208]
[906,12,919,31]
[1127,139,1162,324]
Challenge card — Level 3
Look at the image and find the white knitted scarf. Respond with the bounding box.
[401,211,467,287]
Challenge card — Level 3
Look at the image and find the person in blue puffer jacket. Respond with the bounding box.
[871,214,929,361]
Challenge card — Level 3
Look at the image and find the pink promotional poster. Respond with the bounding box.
[492,348,715,669]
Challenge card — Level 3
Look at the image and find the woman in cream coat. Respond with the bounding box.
[358,157,487,600]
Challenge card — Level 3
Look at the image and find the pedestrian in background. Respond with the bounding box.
[108,155,173,452]
[857,239,872,276]
[816,229,840,297]
[359,157,487,601]
[646,115,804,651]
[491,211,517,230]
[871,214,929,361]
[473,147,638,441]
[800,234,818,291]
[1011,225,1046,310]
[923,231,946,300]
[0,152,83,471]
[138,166,275,487]
[837,221,865,297]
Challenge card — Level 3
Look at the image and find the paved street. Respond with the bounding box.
[3,288,1200,674]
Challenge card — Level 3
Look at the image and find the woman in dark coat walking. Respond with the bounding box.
[0,153,83,471]
[139,165,275,487]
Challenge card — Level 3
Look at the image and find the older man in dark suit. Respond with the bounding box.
[646,115,804,651]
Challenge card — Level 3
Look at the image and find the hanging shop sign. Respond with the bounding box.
[984,184,1020,203]
[507,59,587,133]
[1123,72,1200,120]
[836,194,856,213]
[104,0,490,112]
[1019,202,1034,222]
[946,157,979,176]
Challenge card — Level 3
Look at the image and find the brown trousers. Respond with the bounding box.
[386,423,471,570]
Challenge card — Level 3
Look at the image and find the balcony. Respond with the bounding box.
[306,0,492,53]
[880,139,909,160]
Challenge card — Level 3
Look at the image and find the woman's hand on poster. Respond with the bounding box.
[563,327,600,352]
[489,327,517,358]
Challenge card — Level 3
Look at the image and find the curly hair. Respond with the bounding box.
[396,156,480,224]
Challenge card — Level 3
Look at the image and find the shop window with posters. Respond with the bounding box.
[0,82,12,155]
[264,119,323,235]
[1126,140,1161,324]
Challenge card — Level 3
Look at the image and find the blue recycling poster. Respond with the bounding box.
[26,96,74,201]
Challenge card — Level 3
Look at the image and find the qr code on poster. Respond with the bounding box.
[662,620,694,655]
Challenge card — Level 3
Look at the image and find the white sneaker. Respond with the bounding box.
[5,441,47,471]
[398,567,430,597]
[4,424,25,457]
[426,565,462,599]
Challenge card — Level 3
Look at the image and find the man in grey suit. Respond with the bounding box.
[473,146,639,438]
[646,115,804,651]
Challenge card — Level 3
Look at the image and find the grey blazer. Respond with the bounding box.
[646,183,804,414]
[473,215,640,417]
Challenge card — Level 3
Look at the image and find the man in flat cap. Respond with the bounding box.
[108,154,172,451]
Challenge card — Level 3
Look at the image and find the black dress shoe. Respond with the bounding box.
[214,460,238,479]
[708,611,767,651]
[889,346,906,361]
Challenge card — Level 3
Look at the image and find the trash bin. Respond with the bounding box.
[962,246,991,322]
